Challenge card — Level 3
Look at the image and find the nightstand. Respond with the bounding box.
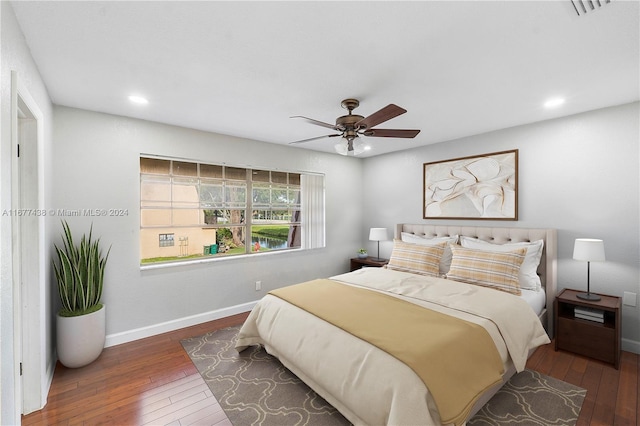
[350,257,389,272]
[554,288,621,369]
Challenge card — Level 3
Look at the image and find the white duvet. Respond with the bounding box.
[236,268,550,426]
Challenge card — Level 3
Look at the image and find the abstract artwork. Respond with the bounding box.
[423,150,518,220]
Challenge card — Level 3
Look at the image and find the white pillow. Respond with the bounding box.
[400,232,458,275]
[459,236,544,291]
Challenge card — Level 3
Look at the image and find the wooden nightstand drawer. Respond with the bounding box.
[556,317,616,364]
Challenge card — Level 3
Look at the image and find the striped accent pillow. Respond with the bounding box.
[386,240,445,277]
[447,245,526,295]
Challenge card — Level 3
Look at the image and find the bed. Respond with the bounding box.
[236,224,557,425]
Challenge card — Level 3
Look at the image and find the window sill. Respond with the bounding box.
[139,247,304,271]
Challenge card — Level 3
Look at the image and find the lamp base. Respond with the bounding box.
[369,257,386,262]
[576,292,601,301]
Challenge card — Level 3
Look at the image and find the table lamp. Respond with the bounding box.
[573,238,605,301]
[369,228,388,261]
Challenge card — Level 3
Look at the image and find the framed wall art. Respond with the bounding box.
[423,149,518,220]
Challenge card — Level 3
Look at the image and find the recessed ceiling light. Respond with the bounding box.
[128,95,149,105]
[544,98,565,108]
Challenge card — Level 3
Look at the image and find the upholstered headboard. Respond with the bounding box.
[397,224,557,336]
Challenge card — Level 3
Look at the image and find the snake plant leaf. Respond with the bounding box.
[52,220,110,317]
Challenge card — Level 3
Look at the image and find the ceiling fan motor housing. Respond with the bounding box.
[336,114,365,131]
[338,98,366,134]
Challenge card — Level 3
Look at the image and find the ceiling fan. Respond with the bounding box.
[289,99,420,155]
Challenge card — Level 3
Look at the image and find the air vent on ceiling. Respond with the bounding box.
[570,0,614,16]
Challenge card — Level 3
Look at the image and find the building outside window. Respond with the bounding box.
[140,156,324,265]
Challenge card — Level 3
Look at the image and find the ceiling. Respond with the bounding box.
[10,1,640,158]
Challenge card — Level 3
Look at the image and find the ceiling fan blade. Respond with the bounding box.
[290,116,339,131]
[355,104,407,130]
[289,134,341,144]
[363,129,420,138]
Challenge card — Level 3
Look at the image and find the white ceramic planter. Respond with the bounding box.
[56,304,106,368]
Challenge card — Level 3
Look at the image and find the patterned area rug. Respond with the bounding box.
[467,369,586,426]
[181,326,586,426]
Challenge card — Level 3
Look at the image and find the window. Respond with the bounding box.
[140,156,324,265]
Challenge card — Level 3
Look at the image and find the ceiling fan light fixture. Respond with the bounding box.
[333,142,347,155]
[335,137,365,156]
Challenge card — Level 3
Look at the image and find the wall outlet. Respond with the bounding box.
[623,291,637,307]
[255,280,262,291]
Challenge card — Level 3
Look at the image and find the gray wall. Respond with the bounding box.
[362,102,640,352]
[52,106,364,337]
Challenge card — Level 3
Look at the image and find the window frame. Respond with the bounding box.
[140,155,323,269]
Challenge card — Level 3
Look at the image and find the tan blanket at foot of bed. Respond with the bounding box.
[269,279,504,426]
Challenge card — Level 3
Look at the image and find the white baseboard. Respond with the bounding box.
[42,353,56,408]
[622,337,640,355]
[105,301,258,348]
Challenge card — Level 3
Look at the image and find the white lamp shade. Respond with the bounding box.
[573,238,605,262]
[369,228,388,242]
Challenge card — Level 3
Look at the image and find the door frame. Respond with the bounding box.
[11,71,48,415]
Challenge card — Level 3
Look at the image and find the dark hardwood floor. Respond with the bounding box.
[22,313,249,426]
[525,340,639,426]
[22,312,638,426]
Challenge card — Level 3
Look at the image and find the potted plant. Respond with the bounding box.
[53,220,110,368]
[357,248,368,259]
